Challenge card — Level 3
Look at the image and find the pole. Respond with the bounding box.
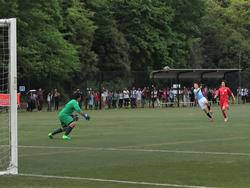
[177,75,180,107]
[9,18,18,174]
[238,51,242,104]
[239,51,242,88]
[99,72,103,110]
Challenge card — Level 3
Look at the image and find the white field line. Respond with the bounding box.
[118,136,250,149]
[19,149,83,157]
[18,173,215,188]
[19,145,250,157]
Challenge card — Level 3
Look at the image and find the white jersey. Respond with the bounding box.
[243,89,248,96]
[119,93,124,100]
[193,88,205,101]
[136,90,142,100]
[123,90,129,99]
[193,88,207,110]
[131,90,137,99]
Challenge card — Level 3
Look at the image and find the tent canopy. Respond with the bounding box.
[150,68,241,80]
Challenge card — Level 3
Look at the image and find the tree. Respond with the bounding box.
[61,0,97,74]
[88,0,130,72]
[0,0,18,17]
[165,0,206,68]
[17,0,79,89]
[1,0,250,92]
[201,0,250,69]
[60,0,98,90]
[110,0,175,71]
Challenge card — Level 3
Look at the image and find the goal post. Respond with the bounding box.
[0,18,18,175]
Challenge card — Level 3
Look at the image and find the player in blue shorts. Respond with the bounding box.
[193,82,213,121]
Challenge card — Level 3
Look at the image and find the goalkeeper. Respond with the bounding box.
[48,92,90,140]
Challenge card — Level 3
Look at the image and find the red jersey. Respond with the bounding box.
[94,92,100,102]
[217,87,232,102]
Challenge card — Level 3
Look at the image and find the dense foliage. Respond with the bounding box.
[0,0,249,90]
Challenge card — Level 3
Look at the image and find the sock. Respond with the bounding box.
[52,128,63,136]
[65,126,73,136]
[206,112,212,119]
[222,111,227,118]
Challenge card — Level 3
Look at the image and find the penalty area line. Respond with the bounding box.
[18,173,215,188]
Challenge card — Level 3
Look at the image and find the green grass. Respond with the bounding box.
[1,104,250,188]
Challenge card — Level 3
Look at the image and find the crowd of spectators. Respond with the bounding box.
[237,87,249,104]
[84,87,148,110]
[24,85,249,112]
[26,88,60,112]
[84,86,247,110]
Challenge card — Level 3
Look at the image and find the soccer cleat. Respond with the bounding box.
[48,133,53,139]
[62,135,71,140]
[224,118,228,122]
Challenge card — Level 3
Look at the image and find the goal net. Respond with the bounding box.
[0,18,17,175]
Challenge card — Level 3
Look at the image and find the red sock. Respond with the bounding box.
[222,111,227,118]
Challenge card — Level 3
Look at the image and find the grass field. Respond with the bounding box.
[0,104,250,188]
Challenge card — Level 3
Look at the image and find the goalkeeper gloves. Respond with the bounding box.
[83,113,90,120]
[71,114,79,122]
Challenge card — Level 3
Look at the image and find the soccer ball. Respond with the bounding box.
[163,66,171,71]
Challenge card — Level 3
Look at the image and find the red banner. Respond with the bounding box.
[0,93,20,107]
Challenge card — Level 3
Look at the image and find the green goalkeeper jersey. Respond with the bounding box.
[59,99,82,116]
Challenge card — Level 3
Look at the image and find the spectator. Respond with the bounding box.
[246,88,249,102]
[27,91,36,112]
[151,87,158,108]
[102,88,108,108]
[26,92,33,112]
[202,86,208,97]
[86,88,91,110]
[189,87,195,106]
[107,91,112,109]
[75,89,83,109]
[157,89,162,107]
[131,87,137,108]
[169,88,174,107]
[88,91,94,110]
[162,88,168,107]
[212,89,217,104]
[94,91,100,110]
[141,87,147,108]
[123,88,130,108]
[31,92,37,110]
[243,88,248,104]
[237,87,242,104]
[118,91,124,108]
[207,89,213,103]
[53,89,60,111]
[183,87,189,107]
[47,91,53,111]
[136,88,142,107]
[112,91,118,108]
[37,88,44,111]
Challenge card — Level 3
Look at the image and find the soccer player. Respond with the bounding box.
[214,81,235,122]
[48,92,90,140]
[193,82,214,121]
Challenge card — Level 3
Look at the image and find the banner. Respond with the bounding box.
[0,93,20,107]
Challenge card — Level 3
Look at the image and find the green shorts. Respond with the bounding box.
[58,113,74,127]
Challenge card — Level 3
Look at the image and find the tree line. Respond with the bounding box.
[0,0,249,91]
